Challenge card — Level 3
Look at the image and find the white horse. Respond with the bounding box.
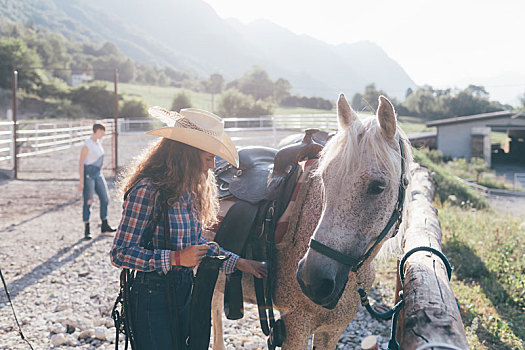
[211,94,412,349]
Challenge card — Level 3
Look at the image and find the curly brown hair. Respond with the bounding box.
[120,138,218,228]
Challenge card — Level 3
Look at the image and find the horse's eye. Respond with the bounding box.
[367,180,386,195]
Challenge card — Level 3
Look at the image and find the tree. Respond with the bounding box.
[234,66,275,100]
[171,91,192,112]
[519,91,525,111]
[206,73,224,112]
[351,93,364,111]
[97,42,122,57]
[218,88,274,117]
[206,73,224,94]
[405,87,413,99]
[69,84,115,117]
[118,59,135,83]
[273,78,292,103]
[0,38,43,91]
[465,84,489,99]
[121,98,148,119]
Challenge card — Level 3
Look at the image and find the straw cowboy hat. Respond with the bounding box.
[146,106,239,168]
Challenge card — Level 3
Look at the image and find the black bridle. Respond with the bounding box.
[309,138,408,273]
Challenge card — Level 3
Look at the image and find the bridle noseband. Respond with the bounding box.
[309,138,408,273]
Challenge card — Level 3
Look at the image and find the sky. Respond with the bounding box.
[202,0,525,105]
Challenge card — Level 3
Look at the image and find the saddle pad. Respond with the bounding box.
[274,159,318,244]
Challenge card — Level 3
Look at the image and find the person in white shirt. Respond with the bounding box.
[78,123,116,239]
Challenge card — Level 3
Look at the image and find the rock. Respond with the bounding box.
[54,304,69,312]
[75,317,94,330]
[48,323,66,334]
[50,333,68,346]
[94,326,107,341]
[78,329,95,340]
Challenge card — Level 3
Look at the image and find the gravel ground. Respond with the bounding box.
[0,132,394,350]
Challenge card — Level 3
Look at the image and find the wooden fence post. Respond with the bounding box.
[398,164,469,349]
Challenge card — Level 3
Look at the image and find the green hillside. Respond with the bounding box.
[112,82,334,115]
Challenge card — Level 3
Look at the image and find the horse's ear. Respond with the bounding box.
[337,93,357,130]
[377,95,396,139]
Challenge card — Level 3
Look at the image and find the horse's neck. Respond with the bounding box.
[277,172,324,258]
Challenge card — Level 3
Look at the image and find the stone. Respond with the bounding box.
[50,333,68,346]
[48,323,66,334]
[78,329,95,340]
[94,326,107,341]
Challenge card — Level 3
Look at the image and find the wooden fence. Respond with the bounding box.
[396,164,469,349]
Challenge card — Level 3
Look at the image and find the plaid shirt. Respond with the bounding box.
[110,178,239,275]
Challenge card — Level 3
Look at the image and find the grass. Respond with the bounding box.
[438,203,525,349]
[412,148,488,208]
[398,115,436,134]
[110,82,337,115]
[113,83,217,111]
[417,148,520,192]
[374,198,524,349]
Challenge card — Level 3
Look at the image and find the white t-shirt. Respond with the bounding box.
[84,137,104,165]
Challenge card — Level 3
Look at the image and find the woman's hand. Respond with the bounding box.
[235,258,268,279]
[171,245,209,267]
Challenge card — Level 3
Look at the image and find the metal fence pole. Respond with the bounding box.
[272,115,277,148]
[9,122,14,169]
[113,68,119,176]
[12,69,18,179]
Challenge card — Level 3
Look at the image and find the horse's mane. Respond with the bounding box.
[315,113,413,258]
[316,114,412,181]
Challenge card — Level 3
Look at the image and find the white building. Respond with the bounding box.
[71,73,93,87]
[427,111,525,167]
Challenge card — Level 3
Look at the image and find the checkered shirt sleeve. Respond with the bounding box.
[199,235,239,275]
[110,179,239,275]
[110,181,169,274]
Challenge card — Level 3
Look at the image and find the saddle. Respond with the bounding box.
[190,129,326,349]
[216,130,327,316]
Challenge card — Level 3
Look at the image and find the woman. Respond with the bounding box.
[78,123,116,239]
[110,107,267,349]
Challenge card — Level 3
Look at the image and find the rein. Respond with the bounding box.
[309,138,408,273]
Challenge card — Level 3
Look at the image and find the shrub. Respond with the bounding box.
[69,83,115,117]
[413,148,487,208]
[120,98,148,119]
[171,91,192,112]
[218,88,274,117]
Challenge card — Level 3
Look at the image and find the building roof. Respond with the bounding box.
[426,111,524,127]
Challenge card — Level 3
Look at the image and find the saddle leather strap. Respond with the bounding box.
[188,256,228,350]
[161,195,184,350]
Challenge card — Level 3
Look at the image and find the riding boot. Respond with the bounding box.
[101,219,116,233]
[84,223,91,240]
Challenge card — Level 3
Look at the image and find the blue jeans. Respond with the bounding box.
[131,270,193,350]
[82,164,109,222]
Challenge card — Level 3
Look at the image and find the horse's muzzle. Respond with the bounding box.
[296,255,349,309]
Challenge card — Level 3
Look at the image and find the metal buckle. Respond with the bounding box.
[206,241,227,259]
[219,182,229,191]
[401,174,409,189]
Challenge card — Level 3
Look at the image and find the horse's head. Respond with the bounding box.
[296,93,411,309]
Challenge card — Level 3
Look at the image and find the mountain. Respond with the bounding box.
[0,0,416,100]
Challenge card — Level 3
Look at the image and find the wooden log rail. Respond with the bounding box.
[397,164,469,349]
